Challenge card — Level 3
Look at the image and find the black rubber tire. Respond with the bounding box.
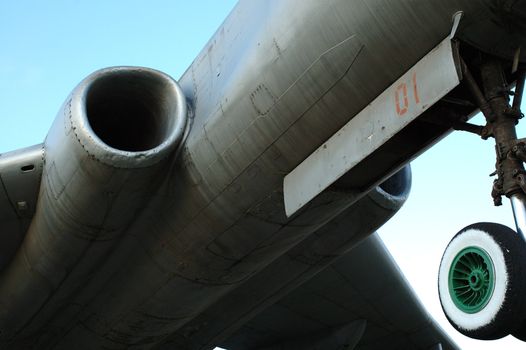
[511,319,526,341]
[438,222,526,340]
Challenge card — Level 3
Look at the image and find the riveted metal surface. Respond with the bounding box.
[0,144,44,271]
[0,68,188,342]
[0,0,515,348]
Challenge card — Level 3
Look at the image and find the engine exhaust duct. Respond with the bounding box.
[0,67,187,340]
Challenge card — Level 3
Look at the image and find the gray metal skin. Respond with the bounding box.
[254,320,368,350]
[0,144,44,270]
[0,0,525,349]
[161,166,412,349]
[0,67,188,345]
[223,233,458,350]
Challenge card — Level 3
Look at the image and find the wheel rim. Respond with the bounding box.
[448,246,495,314]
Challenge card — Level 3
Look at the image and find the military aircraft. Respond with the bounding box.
[1,1,526,349]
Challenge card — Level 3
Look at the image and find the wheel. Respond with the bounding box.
[438,222,526,340]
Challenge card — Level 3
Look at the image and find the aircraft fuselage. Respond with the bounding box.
[2,0,526,348]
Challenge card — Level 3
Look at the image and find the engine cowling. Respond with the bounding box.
[0,66,187,340]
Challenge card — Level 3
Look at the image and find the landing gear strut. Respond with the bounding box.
[438,53,526,341]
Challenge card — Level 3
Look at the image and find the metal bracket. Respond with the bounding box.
[450,11,463,39]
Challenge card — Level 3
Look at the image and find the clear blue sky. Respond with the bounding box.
[0,1,524,349]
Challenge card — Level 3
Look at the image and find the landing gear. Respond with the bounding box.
[437,49,526,340]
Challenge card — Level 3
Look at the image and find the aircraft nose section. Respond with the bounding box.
[456,0,526,62]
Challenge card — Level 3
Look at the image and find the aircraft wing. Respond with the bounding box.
[0,144,43,271]
[220,233,458,350]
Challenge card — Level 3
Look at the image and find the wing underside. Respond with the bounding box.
[220,233,458,350]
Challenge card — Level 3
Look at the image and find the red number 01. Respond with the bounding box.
[395,72,420,116]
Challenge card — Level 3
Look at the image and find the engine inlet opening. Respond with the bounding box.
[86,70,178,152]
[378,166,411,197]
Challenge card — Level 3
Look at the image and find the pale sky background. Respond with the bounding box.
[0,1,524,349]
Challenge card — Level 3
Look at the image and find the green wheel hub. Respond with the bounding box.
[448,247,495,313]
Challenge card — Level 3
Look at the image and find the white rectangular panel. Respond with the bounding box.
[284,38,461,217]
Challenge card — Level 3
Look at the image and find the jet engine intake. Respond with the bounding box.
[70,66,187,166]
